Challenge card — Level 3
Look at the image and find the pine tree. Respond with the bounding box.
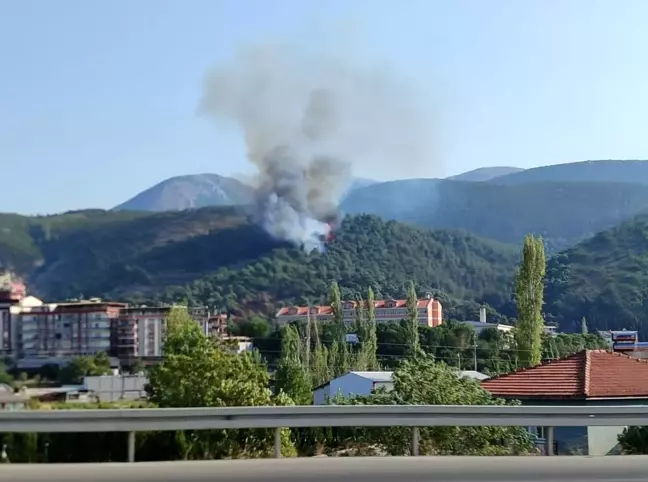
[514,234,546,367]
[405,281,421,355]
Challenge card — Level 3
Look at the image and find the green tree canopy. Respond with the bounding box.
[330,354,534,456]
[146,306,296,458]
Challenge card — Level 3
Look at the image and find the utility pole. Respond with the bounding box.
[473,332,478,370]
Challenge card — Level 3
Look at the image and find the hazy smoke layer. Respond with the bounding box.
[200,44,431,250]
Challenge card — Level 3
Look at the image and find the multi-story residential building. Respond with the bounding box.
[276,297,443,327]
[114,307,232,365]
[0,278,26,354]
[206,314,229,337]
[114,306,172,363]
[20,299,126,359]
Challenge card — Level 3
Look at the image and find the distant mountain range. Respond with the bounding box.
[447,166,524,182]
[113,174,253,212]
[115,160,648,214]
[114,175,379,212]
[111,160,648,252]
[488,159,648,185]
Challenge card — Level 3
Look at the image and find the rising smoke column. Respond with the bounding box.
[200,44,432,251]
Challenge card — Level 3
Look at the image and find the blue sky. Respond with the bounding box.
[2,0,648,214]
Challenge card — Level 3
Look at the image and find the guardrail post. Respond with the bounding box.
[545,426,554,456]
[411,427,420,456]
[274,427,281,458]
[127,431,136,463]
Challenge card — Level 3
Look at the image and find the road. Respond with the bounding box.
[2,456,648,482]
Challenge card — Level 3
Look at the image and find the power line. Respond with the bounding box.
[236,338,601,355]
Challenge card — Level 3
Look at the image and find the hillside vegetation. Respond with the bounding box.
[6,205,648,338]
[0,207,249,297]
[342,179,648,251]
[0,209,520,316]
[165,214,520,315]
[545,213,648,337]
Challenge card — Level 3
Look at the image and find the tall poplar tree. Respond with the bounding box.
[514,234,546,367]
[405,281,421,355]
[328,281,348,376]
[365,287,379,370]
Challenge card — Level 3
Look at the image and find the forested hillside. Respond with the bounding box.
[0,207,248,297]
[162,214,519,317]
[5,205,648,337]
[0,209,519,316]
[342,179,648,252]
[545,213,648,336]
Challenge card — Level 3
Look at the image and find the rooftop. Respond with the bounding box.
[460,370,491,381]
[277,298,439,316]
[351,371,394,382]
[481,349,648,399]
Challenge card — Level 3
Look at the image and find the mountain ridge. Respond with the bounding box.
[489,159,648,185]
[447,166,524,182]
[114,173,379,213]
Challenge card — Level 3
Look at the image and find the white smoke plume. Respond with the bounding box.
[200,43,432,251]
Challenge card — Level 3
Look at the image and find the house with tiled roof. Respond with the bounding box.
[481,350,648,455]
[275,297,442,327]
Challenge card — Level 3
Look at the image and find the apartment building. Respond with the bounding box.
[114,306,172,362]
[206,313,229,337]
[20,299,126,359]
[0,279,26,354]
[276,297,443,327]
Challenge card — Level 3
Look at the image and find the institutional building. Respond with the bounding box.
[276,297,443,327]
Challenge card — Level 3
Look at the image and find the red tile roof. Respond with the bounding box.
[481,350,648,399]
[276,299,433,317]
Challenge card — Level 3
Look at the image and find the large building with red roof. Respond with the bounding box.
[481,350,648,455]
[276,297,443,327]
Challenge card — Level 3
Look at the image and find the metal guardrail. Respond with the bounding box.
[0,404,645,461]
[1,404,648,432]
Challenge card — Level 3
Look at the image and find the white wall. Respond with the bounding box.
[313,373,376,405]
[83,375,148,402]
[587,426,626,456]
